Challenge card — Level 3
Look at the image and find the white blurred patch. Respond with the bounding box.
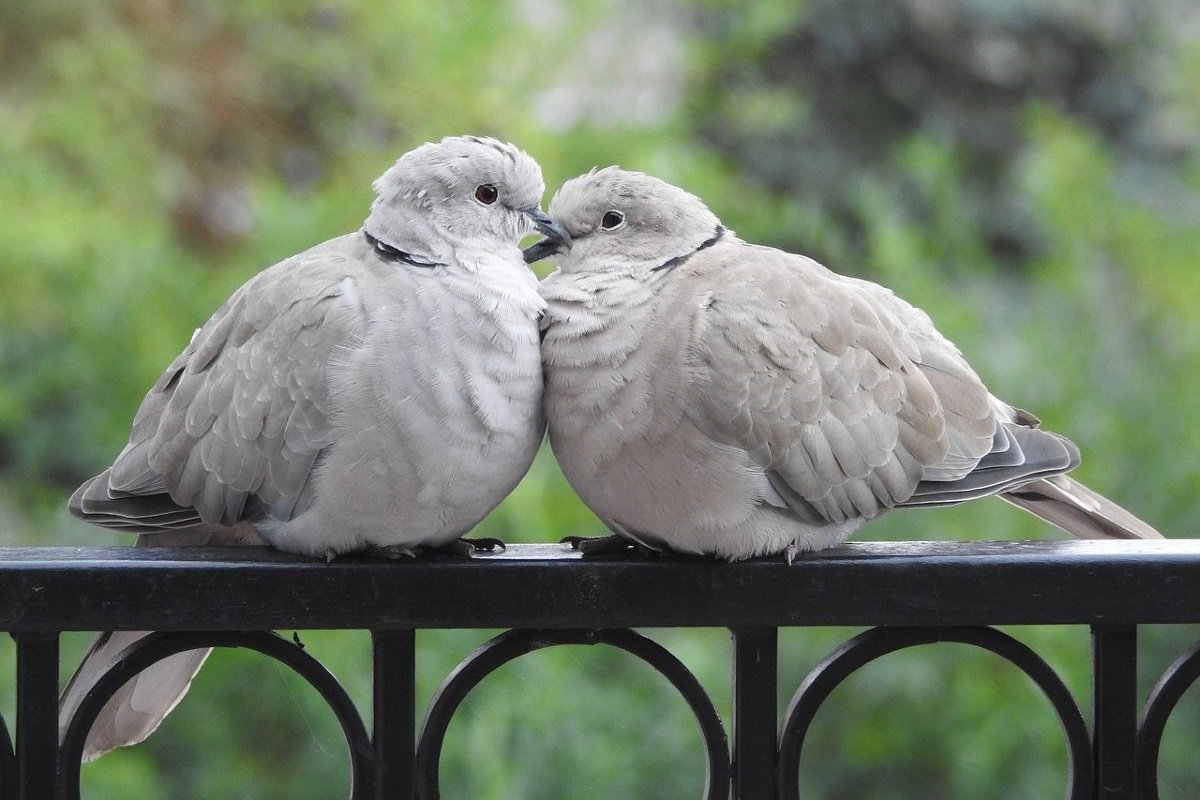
[517,0,687,130]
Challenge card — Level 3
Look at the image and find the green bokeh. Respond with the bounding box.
[2,1,1198,797]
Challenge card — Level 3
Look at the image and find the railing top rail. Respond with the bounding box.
[1,540,1198,632]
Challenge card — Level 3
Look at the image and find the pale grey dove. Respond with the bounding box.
[528,167,1162,561]
[61,135,567,760]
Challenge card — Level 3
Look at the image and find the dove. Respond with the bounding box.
[61,135,568,760]
[528,167,1162,562]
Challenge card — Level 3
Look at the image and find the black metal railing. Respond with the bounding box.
[2,539,1199,799]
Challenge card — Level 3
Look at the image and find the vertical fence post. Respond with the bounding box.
[731,627,778,799]
[372,629,416,800]
[1092,625,1138,799]
[14,632,60,800]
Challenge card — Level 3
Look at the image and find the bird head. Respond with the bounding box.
[364,135,567,255]
[524,167,723,273]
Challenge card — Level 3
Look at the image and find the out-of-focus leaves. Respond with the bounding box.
[3,1,1199,798]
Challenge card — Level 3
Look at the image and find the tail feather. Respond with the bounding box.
[1001,474,1164,540]
[59,529,264,760]
[69,468,206,532]
[59,631,211,762]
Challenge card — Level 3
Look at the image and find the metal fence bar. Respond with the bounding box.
[3,542,1198,798]
[14,632,59,800]
[372,629,416,800]
[1137,638,1200,799]
[731,626,778,800]
[0,706,14,800]
[5,542,1200,631]
[1092,625,1139,800]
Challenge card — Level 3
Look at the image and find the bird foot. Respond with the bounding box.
[356,538,505,560]
[561,534,656,556]
[361,544,420,560]
[444,537,506,556]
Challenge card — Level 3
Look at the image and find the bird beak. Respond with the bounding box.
[521,209,570,264]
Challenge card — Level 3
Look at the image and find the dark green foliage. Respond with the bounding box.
[2,1,1198,797]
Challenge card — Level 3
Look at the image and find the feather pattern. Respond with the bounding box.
[537,167,1163,561]
[64,136,552,760]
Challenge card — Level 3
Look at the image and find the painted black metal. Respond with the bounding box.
[0,540,1197,798]
[732,626,779,799]
[1093,626,1139,799]
[1137,638,1200,799]
[5,540,1200,632]
[57,630,374,800]
[0,707,13,800]
[15,633,59,800]
[372,629,417,800]
[414,628,731,800]
[775,626,1093,800]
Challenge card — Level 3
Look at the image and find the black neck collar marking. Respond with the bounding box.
[652,225,725,272]
[363,231,446,269]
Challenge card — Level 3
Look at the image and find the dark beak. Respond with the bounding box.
[522,208,570,264]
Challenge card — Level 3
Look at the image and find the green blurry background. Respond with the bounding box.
[2,1,1199,797]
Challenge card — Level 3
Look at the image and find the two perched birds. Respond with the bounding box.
[64,135,1161,759]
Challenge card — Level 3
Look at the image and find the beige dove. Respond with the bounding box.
[62,135,567,760]
[528,167,1162,561]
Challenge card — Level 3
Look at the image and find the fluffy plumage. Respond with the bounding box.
[64,135,558,759]
[532,167,1162,561]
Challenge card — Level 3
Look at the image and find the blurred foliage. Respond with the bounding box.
[1,0,1199,797]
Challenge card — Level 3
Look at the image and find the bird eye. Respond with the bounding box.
[474,184,498,205]
[600,210,625,230]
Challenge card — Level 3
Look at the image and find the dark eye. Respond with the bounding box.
[600,210,625,230]
[474,184,498,205]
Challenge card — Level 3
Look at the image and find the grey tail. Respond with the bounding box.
[1001,475,1164,540]
[59,631,211,762]
[902,423,1081,508]
[58,529,264,761]
[68,468,204,533]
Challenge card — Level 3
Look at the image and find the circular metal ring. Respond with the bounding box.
[59,630,373,800]
[1137,638,1200,799]
[415,628,730,800]
[776,626,1092,800]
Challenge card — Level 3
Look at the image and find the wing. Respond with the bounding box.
[70,235,368,532]
[687,242,1053,525]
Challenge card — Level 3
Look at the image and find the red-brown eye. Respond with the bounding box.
[474,184,498,205]
[600,210,625,230]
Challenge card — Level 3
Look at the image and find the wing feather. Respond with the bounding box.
[69,235,367,533]
[689,245,1001,525]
